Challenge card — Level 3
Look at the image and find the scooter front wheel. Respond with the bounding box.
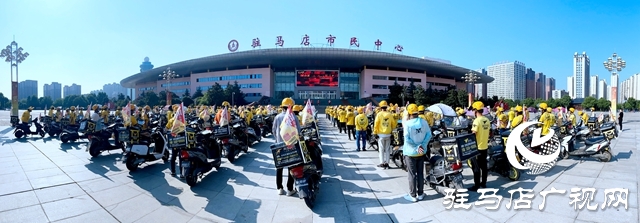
[89,142,101,157]
[14,130,24,139]
[598,150,612,162]
[125,155,138,171]
[508,166,520,181]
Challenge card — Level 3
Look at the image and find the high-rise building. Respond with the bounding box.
[545,77,556,100]
[552,90,569,99]
[140,57,154,72]
[589,75,598,98]
[63,84,82,98]
[103,83,127,98]
[18,80,38,100]
[621,73,640,101]
[567,76,574,98]
[43,82,62,101]
[606,85,612,101]
[474,68,488,98]
[598,79,608,100]
[573,52,591,98]
[525,68,536,99]
[486,61,526,100]
[534,72,546,99]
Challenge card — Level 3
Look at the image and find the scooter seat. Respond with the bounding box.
[585,136,605,145]
[488,146,503,155]
[500,131,511,138]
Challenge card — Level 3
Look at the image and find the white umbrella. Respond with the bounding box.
[427,103,457,117]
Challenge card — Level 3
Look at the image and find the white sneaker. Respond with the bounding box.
[278,188,285,195]
[287,189,298,196]
[417,194,425,201]
[404,194,418,202]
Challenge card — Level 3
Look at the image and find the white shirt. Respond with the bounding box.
[91,112,101,122]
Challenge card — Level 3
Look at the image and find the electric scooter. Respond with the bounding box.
[14,117,45,139]
[558,127,612,162]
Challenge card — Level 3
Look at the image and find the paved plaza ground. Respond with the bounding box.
[0,112,638,223]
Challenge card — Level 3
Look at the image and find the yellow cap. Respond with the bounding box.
[569,108,575,113]
[407,104,419,115]
[281,98,294,107]
[539,103,548,110]
[515,105,523,112]
[379,100,388,107]
[472,101,484,111]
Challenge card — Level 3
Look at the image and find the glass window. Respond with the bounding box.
[197,74,263,83]
[372,75,386,80]
[161,81,190,87]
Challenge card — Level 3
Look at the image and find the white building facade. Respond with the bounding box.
[573,52,590,98]
[598,79,607,100]
[486,61,526,100]
[590,75,598,98]
[552,90,569,99]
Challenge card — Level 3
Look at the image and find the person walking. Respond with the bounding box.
[373,100,396,169]
[346,106,356,140]
[618,109,624,131]
[402,104,431,202]
[355,107,368,151]
[468,101,491,191]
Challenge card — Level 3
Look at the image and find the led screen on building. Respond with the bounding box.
[296,70,339,87]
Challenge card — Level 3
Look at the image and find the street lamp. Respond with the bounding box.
[463,71,481,107]
[400,93,405,106]
[0,40,29,126]
[603,53,626,113]
[159,67,179,105]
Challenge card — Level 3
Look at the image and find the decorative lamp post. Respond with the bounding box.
[463,71,481,108]
[159,67,179,106]
[232,92,236,107]
[400,93,405,106]
[0,40,29,126]
[603,53,626,114]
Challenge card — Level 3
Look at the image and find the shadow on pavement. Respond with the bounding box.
[84,153,124,181]
[612,150,633,161]
[60,142,85,152]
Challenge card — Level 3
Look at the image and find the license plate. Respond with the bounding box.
[295,178,308,186]
[182,162,190,168]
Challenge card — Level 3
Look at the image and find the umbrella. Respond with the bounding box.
[427,103,456,117]
[465,107,490,117]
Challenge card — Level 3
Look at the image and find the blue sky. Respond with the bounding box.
[1,0,639,97]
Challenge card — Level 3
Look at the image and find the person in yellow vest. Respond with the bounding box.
[507,108,515,129]
[215,101,231,125]
[346,106,356,140]
[48,106,55,118]
[355,107,369,151]
[126,104,138,127]
[142,106,151,130]
[115,107,122,118]
[331,107,338,127]
[290,105,300,126]
[537,103,552,136]
[21,107,33,124]
[511,105,524,130]
[373,100,396,169]
[338,107,347,134]
[243,109,253,125]
[425,111,435,127]
[580,111,588,126]
[55,107,63,122]
[468,101,491,191]
[417,105,426,120]
[325,106,331,119]
[69,106,77,125]
[497,107,508,134]
[568,108,577,127]
[100,105,109,124]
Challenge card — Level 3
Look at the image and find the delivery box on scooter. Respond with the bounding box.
[271,140,312,169]
[587,117,598,131]
[440,133,479,163]
[600,123,616,141]
[167,128,197,149]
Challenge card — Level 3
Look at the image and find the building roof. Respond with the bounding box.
[120,47,494,88]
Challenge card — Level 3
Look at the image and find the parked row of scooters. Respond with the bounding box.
[10,111,325,209]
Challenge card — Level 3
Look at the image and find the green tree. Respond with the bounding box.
[596,97,611,110]
[72,96,88,107]
[581,96,597,109]
[443,89,460,108]
[224,81,246,105]
[136,91,160,106]
[521,98,535,107]
[203,83,225,105]
[0,92,9,109]
[557,95,572,108]
[85,94,97,105]
[192,88,204,99]
[456,89,468,108]
[503,99,516,108]
[623,97,637,111]
[547,98,557,108]
[183,89,191,98]
[412,84,427,105]
[38,96,54,109]
[96,92,110,104]
[182,96,194,107]
[387,81,404,105]
[53,98,64,107]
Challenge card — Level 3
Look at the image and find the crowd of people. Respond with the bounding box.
[324,100,623,202]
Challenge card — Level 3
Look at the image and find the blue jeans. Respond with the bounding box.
[356,130,367,150]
